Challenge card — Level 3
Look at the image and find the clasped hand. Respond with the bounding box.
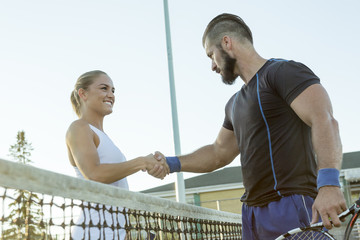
[143,151,169,179]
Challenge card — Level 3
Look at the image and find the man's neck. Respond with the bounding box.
[238,55,267,85]
[232,44,267,85]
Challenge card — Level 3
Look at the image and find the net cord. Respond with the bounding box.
[0,158,241,224]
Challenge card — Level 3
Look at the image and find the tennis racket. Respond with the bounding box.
[275,198,360,240]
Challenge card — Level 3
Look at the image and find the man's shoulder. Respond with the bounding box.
[225,91,240,107]
[263,58,312,79]
[266,58,292,71]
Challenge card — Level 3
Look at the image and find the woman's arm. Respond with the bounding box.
[66,121,167,184]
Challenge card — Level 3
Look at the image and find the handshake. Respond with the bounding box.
[142,151,176,180]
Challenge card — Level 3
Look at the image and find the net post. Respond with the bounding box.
[162,0,186,205]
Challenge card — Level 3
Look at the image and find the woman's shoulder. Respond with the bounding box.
[69,119,89,129]
[66,120,91,138]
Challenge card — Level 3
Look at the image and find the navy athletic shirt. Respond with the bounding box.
[223,59,319,207]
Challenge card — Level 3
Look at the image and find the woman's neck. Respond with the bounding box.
[80,114,104,131]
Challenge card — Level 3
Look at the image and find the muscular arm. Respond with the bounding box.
[66,121,167,184]
[290,83,346,228]
[180,127,240,173]
[291,84,342,169]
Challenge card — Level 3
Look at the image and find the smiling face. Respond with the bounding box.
[80,74,115,116]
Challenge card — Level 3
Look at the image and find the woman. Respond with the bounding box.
[66,70,168,239]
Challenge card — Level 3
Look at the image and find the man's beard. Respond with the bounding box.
[218,46,237,85]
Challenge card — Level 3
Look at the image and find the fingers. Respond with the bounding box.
[322,213,333,230]
[315,206,341,229]
[147,164,166,179]
[311,186,347,229]
[146,159,168,179]
[147,164,160,175]
[154,151,165,161]
[164,163,170,175]
[143,151,170,179]
[311,205,319,225]
[328,210,341,228]
[153,151,170,175]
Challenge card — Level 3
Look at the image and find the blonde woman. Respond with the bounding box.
[66,70,168,239]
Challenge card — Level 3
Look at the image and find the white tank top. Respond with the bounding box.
[73,124,129,190]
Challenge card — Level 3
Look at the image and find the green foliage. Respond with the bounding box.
[2,131,48,239]
[9,130,34,164]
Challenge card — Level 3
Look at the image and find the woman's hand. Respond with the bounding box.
[143,152,169,179]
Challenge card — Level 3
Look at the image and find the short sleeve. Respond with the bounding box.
[270,61,320,105]
[223,115,233,130]
[222,93,237,131]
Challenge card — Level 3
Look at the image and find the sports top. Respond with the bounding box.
[223,59,319,207]
[73,124,129,189]
[72,124,128,239]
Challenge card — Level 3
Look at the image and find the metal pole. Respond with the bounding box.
[162,0,186,203]
[216,200,221,211]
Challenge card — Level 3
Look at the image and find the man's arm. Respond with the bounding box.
[179,127,240,172]
[290,83,346,229]
[151,127,240,176]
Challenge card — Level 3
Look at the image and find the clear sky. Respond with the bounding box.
[1,0,359,192]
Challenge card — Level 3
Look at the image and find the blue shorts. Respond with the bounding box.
[242,194,315,240]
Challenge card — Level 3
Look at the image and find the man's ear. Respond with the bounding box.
[222,35,232,51]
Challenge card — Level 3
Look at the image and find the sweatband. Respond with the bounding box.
[166,156,181,173]
[317,168,340,190]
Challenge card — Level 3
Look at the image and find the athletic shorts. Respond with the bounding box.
[241,194,315,240]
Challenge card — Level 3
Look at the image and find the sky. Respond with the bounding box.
[0,0,359,193]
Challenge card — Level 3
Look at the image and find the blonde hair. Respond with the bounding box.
[71,70,107,117]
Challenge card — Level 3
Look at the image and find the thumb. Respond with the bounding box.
[154,151,164,161]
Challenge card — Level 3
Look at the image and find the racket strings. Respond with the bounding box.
[283,230,334,240]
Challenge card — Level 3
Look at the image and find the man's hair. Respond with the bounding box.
[202,13,253,47]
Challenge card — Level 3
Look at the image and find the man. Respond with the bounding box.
[151,13,346,239]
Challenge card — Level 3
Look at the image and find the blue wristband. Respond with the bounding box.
[317,168,340,190]
[166,156,181,173]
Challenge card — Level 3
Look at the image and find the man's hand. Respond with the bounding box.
[311,186,347,229]
[145,151,169,179]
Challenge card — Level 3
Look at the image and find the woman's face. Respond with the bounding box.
[82,74,115,116]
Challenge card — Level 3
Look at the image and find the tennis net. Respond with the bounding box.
[0,158,242,239]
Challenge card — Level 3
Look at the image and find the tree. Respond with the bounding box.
[9,130,34,165]
[2,131,47,239]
